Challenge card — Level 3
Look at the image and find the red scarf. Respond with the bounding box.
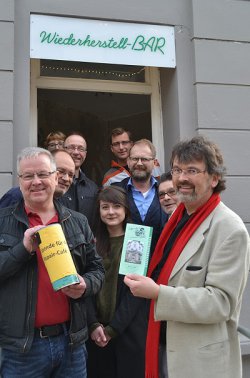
[145,193,221,378]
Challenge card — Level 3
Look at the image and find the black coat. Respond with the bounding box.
[57,170,98,230]
[87,273,149,378]
[0,200,104,353]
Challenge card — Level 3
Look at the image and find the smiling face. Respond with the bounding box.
[64,135,87,172]
[128,143,155,183]
[111,132,133,165]
[19,154,58,209]
[100,200,126,234]
[158,180,178,215]
[54,151,75,197]
[172,158,219,213]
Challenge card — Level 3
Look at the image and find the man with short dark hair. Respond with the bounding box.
[125,136,250,378]
[102,127,133,187]
[158,172,179,216]
[0,147,104,377]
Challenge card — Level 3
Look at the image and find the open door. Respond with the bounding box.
[31,60,164,185]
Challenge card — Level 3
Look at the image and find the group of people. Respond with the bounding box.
[0,129,249,378]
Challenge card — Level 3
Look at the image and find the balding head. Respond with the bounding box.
[52,150,75,197]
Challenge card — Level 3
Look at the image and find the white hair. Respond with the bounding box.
[17,147,56,174]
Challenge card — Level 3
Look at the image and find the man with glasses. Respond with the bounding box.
[158,172,179,216]
[124,136,250,378]
[113,138,167,254]
[0,147,104,377]
[53,150,75,197]
[62,132,98,229]
[112,139,167,377]
[0,150,76,207]
[102,127,133,187]
[102,128,162,187]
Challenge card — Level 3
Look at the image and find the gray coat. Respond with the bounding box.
[155,202,250,378]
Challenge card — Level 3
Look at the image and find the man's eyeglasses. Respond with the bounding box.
[57,168,74,179]
[158,189,177,199]
[111,141,131,148]
[64,145,87,153]
[18,171,56,181]
[129,157,154,163]
[47,142,64,150]
[171,167,206,177]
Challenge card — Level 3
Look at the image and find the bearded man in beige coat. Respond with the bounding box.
[125,136,250,378]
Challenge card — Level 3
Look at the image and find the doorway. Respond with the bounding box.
[31,59,164,186]
[38,89,151,186]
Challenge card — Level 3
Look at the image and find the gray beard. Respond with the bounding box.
[176,191,197,203]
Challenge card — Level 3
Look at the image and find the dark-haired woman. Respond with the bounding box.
[87,186,148,378]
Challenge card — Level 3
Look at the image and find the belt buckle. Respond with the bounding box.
[39,328,48,339]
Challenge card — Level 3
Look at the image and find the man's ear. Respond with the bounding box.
[55,171,59,184]
[211,174,219,189]
[18,177,23,194]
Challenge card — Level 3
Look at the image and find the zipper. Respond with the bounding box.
[23,265,35,352]
[60,212,79,268]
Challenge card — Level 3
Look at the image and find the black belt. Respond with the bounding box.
[35,323,68,338]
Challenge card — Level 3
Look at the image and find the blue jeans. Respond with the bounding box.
[0,331,87,378]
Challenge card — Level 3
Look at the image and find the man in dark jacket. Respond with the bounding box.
[62,132,98,230]
[0,147,104,377]
[113,139,167,254]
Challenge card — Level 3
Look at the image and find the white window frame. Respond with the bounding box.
[30,59,164,169]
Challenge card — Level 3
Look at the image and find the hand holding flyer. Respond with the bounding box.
[119,223,153,276]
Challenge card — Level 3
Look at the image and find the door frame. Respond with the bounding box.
[30,59,165,170]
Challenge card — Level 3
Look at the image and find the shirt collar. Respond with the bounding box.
[24,205,36,216]
[74,169,86,183]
